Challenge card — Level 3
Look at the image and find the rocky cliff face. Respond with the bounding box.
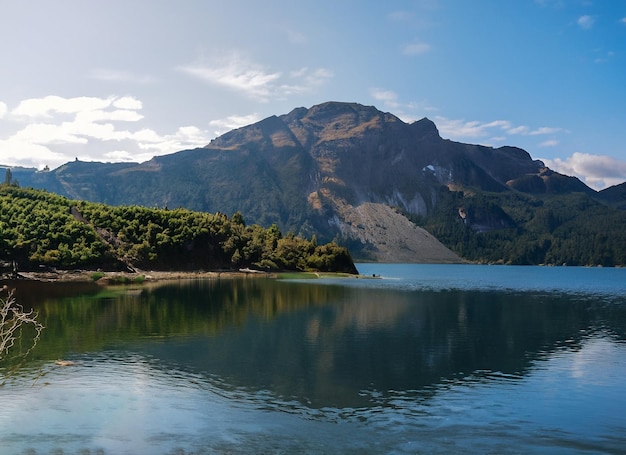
[13,101,600,263]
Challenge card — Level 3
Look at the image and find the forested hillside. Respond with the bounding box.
[419,188,626,266]
[0,185,357,274]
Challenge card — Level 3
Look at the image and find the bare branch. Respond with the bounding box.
[0,286,45,362]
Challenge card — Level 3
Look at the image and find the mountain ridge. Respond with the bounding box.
[4,101,626,265]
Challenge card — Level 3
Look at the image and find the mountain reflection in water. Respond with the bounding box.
[1,264,626,454]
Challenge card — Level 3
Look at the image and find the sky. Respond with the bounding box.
[0,0,625,190]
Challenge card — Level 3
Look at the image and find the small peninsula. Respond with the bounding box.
[0,185,358,279]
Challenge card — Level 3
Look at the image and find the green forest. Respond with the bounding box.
[0,185,357,274]
[419,187,626,266]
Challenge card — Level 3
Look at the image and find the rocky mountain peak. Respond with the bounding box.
[410,117,440,139]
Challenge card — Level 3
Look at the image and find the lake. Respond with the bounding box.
[1,264,626,454]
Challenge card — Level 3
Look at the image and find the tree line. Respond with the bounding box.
[0,185,357,274]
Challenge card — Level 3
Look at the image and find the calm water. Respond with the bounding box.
[1,264,626,454]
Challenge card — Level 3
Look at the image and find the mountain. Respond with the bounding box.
[5,101,626,265]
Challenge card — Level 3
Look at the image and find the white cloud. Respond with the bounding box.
[0,139,68,169]
[5,95,145,149]
[0,95,213,170]
[178,54,332,102]
[507,125,530,135]
[499,124,565,136]
[0,101,7,118]
[209,113,261,136]
[402,41,431,56]
[577,15,595,30]
[75,109,144,124]
[113,96,143,110]
[12,122,89,145]
[12,95,113,118]
[483,120,513,130]
[528,126,564,135]
[130,128,164,143]
[435,116,565,141]
[542,152,626,189]
[621,17,626,25]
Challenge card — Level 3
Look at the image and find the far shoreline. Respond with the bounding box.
[1,268,371,285]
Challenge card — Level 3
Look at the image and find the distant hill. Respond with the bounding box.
[5,101,626,266]
[598,182,626,210]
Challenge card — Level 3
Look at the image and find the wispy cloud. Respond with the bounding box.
[388,0,440,18]
[542,152,626,189]
[435,116,566,140]
[178,53,332,102]
[0,95,212,169]
[132,126,210,155]
[594,50,615,64]
[402,40,431,56]
[577,15,596,30]
[539,139,559,147]
[208,113,261,136]
[0,101,7,119]
[286,29,308,45]
[388,10,414,21]
[368,92,567,147]
[534,0,566,9]
[89,68,156,84]
[370,88,436,122]
[621,17,626,25]
[371,88,401,108]
[422,110,623,189]
[278,67,334,97]
[178,55,280,102]
[436,118,509,138]
[527,126,564,136]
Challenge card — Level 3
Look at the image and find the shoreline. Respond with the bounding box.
[2,269,278,284]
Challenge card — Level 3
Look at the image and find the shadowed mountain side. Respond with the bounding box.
[599,181,626,209]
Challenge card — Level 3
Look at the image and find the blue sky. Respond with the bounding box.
[0,0,625,189]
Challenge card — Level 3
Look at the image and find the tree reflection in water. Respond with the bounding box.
[4,276,624,410]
